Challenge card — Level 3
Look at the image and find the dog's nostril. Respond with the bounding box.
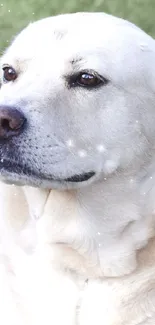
[0,106,26,139]
[1,119,11,131]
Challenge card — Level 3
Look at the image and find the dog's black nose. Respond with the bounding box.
[0,106,26,139]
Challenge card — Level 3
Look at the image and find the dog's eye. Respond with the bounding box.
[69,71,108,88]
[77,73,101,87]
[2,66,17,82]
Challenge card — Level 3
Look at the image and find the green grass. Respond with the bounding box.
[0,0,155,53]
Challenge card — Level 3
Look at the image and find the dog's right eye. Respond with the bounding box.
[2,66,17,83]
[76,73,102,87]
[68,69,109,89]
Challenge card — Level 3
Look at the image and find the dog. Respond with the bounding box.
[0,11,155,324]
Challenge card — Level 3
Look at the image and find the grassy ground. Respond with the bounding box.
[0,0,155,53]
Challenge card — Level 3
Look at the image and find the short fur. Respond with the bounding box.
[0,12,155,324]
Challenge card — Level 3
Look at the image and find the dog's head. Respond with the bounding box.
[0,12,155,189]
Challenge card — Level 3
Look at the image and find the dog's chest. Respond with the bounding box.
[2,223,155,325]
[79,275,155,325]
[0,245,82,325]
[1,185,155,325]
[3,253,155,325]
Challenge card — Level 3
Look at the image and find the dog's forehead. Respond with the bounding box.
[2,12,155,80]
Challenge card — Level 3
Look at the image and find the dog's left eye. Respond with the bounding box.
[69,71,108,88]
[2,66,17,83]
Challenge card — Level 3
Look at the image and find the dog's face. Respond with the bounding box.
[0,12,155,189]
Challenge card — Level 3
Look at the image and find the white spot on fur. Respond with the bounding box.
[66,139,74,147]
[78,150,87,157]
[134,120,141,133]
[97,232,101,235]
[0,158,4,162]
[96,144,106,153]
[103,159,118,174]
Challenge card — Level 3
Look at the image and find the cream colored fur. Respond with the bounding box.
[1,12,155,325]
[0,182,155,325]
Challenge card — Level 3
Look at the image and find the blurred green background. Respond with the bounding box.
[0,0,155,53]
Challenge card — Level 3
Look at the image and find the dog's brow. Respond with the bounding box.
[1,57,32,69]
[70,57,83,66]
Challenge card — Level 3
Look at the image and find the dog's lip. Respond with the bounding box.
[0,159,95,184]
[64,171,95,182]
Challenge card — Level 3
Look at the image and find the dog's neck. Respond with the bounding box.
[1,161,155,279]
[21,164,155,278]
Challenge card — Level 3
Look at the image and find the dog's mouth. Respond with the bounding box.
[65,172,95,182]
[0,159,95,187]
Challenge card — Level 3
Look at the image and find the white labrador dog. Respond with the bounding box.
[0,11,155,325]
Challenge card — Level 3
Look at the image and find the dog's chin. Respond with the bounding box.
[0,161,96,190]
